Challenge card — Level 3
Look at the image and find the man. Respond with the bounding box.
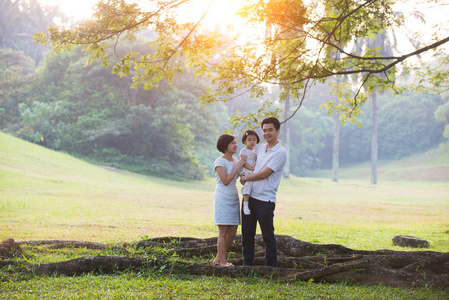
[240,117,287,267]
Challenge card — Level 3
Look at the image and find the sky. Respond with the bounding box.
[40,0,448,31]
[40,0,244,24]
[39,0,256,41]
[40,0,96,20]
[39,0,448,24]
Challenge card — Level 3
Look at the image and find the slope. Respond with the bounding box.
[0,132,214,242]
[312,146,449,182]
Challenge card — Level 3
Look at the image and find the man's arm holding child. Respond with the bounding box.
[240,150,286,184]
[240,167,273,184]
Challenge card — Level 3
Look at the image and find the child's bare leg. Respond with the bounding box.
[243,194,251,215]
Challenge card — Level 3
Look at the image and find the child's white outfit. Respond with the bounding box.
[240,147,257,196]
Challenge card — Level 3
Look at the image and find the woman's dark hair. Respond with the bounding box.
[216,134,235,153]
[261,117,281,131]
[242,130,260,144]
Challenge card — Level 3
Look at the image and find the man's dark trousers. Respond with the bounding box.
[241,197,277,267]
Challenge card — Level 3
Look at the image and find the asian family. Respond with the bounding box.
[212,117,287,267]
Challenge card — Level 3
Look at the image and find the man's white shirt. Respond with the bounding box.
[250,141,287,202]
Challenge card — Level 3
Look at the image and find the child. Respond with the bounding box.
[239,130,260,215]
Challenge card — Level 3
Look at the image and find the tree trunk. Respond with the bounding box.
[332,108,340,182]
[283,90,290,178]
[371,93,378,184]
[332,53,341,183]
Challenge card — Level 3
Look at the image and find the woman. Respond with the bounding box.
[213,134,246,266]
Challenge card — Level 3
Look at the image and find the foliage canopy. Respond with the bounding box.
[34,0,449,127]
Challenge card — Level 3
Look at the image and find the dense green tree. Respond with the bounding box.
[0,48,35,128]
[16,45,223,180]
[17,100,67,148]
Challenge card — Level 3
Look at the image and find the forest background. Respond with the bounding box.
[1,0,448,182]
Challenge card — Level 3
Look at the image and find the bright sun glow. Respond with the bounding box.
[39,0,252,29]
[39,0,261,43]
[40,0,97,20]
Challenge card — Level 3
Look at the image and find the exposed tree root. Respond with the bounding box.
[17,240,113,250]
[3,236,448,288]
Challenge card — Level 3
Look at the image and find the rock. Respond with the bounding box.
[0,238,23,258]
[392,235,430,248]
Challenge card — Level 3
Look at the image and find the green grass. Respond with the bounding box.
[3,274,449,299]
[1,132,449,299]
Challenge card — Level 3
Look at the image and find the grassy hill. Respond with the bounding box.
[310,145,449,182]
[0,131,215,242]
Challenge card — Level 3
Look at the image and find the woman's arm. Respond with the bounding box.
[216,158,246,186]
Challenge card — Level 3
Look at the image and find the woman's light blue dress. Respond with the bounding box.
[213,156,241,225]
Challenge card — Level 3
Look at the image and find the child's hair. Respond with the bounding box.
[242,130,260,145]
[216,134,235,153]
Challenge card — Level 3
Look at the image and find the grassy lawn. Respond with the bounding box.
[3,274,449,299]
[1,132,449,299]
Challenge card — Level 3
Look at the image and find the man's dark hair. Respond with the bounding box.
[242,130,260,144]
[216,134,235,153]
[261,117,281,131]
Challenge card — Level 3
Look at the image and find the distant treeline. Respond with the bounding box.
[287,86,446,176]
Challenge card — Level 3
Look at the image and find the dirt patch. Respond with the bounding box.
[0,239,22,258]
